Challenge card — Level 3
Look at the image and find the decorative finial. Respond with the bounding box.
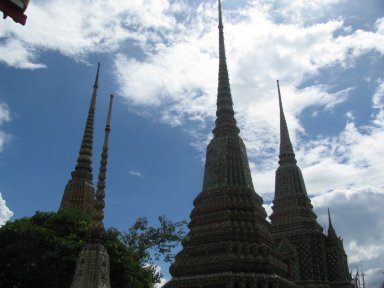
[277,80,296,165]
[103,94,113,147]
[213,0,240,137]
[89,94,114,243]
[218,0,223,29]
[93,62,100,89]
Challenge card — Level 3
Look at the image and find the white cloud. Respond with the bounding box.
[0,193,13,226]
[0,102,11,153]
[0,39,46,69]
[0,0,186,68]
[114,2,219,125]
[0,104,12,224]
[1,0,383,71]
[0,131,9,154]
[348,241,384,263]
[287,80,384,197]
[114,3,384,136]
[0,102,11,125]
[261,0,347,25]
[130,171,144,177]
[364,267,384,288]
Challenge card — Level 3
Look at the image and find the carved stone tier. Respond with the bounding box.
[60,179,94,217]
[270,162,323,235]
[70,243,111,288]
[203,135,254,191]
[164,272,297,288]
[170,186,290,280]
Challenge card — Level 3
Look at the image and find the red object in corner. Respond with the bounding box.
[0,0,27,26]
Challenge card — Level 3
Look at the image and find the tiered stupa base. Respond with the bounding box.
[164,272,297,288]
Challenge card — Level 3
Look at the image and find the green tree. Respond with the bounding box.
[123,216,187,265]
[0,210,186,288]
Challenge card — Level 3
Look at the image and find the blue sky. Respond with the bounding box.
[0,0,383,286]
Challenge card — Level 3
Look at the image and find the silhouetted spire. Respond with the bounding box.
[328,208,338,239]
[202,0,254,190]
[89,94,114,243]
[213,0,239,137]
[271,82,328,283]
[73,62,100,180]
[325,208,351,284]
[277,80,296,164]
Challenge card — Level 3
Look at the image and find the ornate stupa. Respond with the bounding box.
[164,2,295,287]
[270,81,352,288]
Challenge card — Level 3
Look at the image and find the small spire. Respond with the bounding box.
[102,94,113,148]
[73,63,101,180]
[277,80,296,164]
[89,94,114,243]
[327,207,337,239]
[213,0,240,137]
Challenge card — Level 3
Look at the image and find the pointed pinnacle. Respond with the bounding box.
[327,207,337,238]
[90,94,114,243]
[73,63,101,180]
[277,80,296,165]
[213,0,239,137]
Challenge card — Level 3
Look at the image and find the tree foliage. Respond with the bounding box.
[123,216,187,264]
[0,210,186,288]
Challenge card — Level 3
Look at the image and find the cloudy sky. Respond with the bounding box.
[0,0,383,286]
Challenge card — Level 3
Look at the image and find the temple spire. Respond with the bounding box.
[213,0,239,136]
[74,62,100,179]
[277,80,296,164]
[271,82,342,284]
[166,3,290,286]
[89,94,114,243]
[60,63,101,216]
